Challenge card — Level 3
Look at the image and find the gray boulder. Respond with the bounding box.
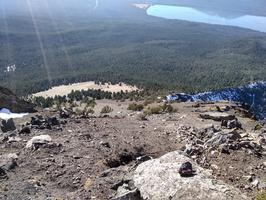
[133,151,250,200]
[200,112,235,121]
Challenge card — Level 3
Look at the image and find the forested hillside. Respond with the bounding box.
[1,0,266,95]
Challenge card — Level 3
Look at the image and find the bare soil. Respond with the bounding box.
[0,101,265,200]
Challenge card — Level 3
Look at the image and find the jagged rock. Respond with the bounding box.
[112,184,141,200]
[1,119,16,133]
[221,119,242,129]
[8,136,22,143]
[0,131,16,143]
[0,153,18,171]
[19,126,31,134]
[200,112,235,121]
[47,116,60,126]
[30,115,45,127]
[0,168,7,180]
[26,135,52,149]
[220,143,231,154]
[183,144,203,157]
[59,108,70,119]
[205,129,241,148]
[133,151,250,200]
[30,115,61,130]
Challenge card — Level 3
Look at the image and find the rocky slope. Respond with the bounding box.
[0,101,265,199]
[171,81,266,120]
[0,86,35,113]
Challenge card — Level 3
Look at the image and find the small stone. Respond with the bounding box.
[112,184,140,200]
[100,141,111,148]
[0,168,7,180]
[84,178,92,190]
[136,155,152,163]
[244,185,251,190]
[211,164,219,170]
[179,161,195,177]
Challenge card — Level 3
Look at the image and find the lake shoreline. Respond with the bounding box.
[147,4,266,32]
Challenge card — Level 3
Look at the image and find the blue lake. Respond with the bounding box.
[147,5,266,32]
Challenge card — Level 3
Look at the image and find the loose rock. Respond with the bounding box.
[26,135,52,149]
[1,119,16,133]
[0,153,18,171]
[19,126,31,134]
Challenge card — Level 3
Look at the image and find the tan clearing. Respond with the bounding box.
[32,81,139,98]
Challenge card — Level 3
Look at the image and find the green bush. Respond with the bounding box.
[161,104,175,113]
[84,107,94,115]
[128,103,144,111]
[144,104,176,115]
[100,105,113,114]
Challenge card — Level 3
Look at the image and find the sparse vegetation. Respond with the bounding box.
[144,104,176,115]
[100,105,113,114]
[30,89,146,109]
[128,103,144,111]
[256,191,266,200]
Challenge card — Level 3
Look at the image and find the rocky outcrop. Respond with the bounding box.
[0,86,35,113]
[133,151,250,200]
[199,112,235,121]
[1,119,16,133]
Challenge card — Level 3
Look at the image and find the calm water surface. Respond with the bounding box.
[147,5,266,32]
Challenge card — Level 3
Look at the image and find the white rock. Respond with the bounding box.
[26,135,52,149]
[133,151,250,200]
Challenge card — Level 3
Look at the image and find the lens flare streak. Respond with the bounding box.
[26,0,52,84]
